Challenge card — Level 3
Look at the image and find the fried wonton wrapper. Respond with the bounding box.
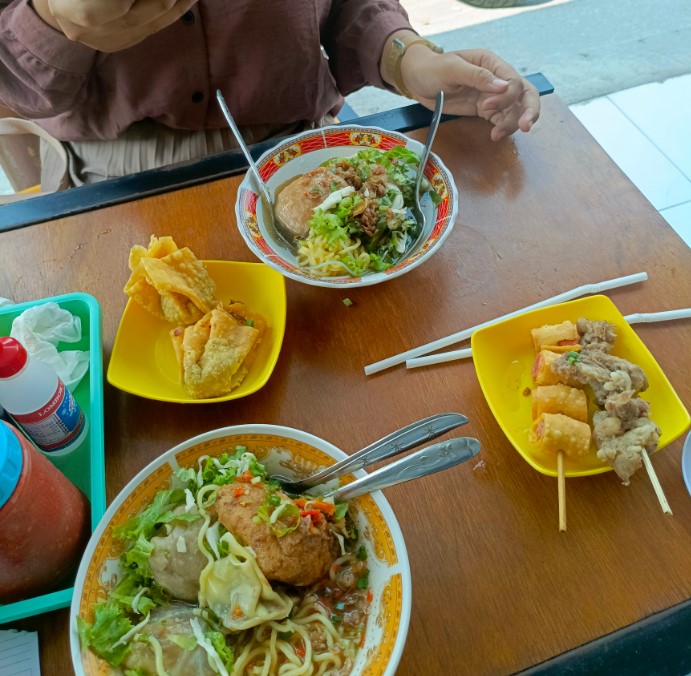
[529,413,592,459]
[530,349,563,386]
[170,302,266,399]
[124,235,217,325]
[531,384,588,422]
[531,321,580,353]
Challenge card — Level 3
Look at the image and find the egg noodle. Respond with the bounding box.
[78,448,370,676]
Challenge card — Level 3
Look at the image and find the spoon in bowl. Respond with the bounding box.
[272,412,468,494]
[411,90,444,241]
[325,436,480,501]
[215,89,297,253]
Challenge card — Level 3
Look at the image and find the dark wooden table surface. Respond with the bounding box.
[1,94,690,675]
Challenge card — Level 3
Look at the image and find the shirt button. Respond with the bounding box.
[191,91,204,103]
[180,11,195,25]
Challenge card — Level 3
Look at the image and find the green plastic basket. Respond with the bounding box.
[0,292,106,624]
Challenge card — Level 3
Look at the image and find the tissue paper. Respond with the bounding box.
[10,302,89,390]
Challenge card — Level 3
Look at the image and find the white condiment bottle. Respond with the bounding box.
[0,337,88,456]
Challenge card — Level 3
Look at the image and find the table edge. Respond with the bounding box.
[0,74,553,231]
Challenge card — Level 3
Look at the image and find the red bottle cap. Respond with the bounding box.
[0,337,28,378]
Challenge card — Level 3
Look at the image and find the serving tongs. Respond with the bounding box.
[272,412,473,494]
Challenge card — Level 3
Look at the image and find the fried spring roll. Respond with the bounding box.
[530,350,563,386]
[532,384,588,422]
[529,413,592,459]
[531,321,579,352]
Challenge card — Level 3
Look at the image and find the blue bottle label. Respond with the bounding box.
[11,380,86,452]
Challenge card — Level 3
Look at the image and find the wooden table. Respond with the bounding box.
[1,94,690,675]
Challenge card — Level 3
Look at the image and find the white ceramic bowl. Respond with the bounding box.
[70,424,412,676]
[234,124,459,288]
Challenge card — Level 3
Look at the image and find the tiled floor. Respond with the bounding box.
[570,73,691,248]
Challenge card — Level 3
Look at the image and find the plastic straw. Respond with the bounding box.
[624,309,691,324]
[364,272,648,376]
[405,306,691,370]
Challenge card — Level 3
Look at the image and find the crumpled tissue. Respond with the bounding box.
[10,302,89,390]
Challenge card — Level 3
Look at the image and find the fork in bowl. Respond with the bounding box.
[411,90,445,241]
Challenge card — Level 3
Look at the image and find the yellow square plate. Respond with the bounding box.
[471,295,690,477]
[107,261,286,403]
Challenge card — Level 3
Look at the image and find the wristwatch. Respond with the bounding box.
[384,33,444,99]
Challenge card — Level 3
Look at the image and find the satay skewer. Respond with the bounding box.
[640,450,672,514]
[557,450,567,531]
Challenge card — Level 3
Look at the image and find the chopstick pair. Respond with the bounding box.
[407,308,691,370]
[364,272,649,375]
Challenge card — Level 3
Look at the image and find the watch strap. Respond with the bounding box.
[387,34,443,99]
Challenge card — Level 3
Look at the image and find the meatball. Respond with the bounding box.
[274,168,348,239]
[215,483,338,586]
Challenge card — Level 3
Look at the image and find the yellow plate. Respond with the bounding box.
[471,295,691,477]
[107,261,286,403]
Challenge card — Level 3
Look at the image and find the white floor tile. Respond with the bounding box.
[659,201,691,248]
[608,74,691,181]
[571,97,691,211]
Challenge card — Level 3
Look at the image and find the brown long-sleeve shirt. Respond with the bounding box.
[0,0,411,141]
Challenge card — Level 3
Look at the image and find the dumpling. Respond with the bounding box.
[199,531,293,631]
[149,509,208,602]
[121,603,219,676]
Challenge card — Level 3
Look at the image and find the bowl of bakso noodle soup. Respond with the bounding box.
[234,125,458,288]
[71,424,411,676]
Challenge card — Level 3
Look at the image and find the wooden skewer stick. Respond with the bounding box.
[557,450,567,532]
[640,450,672,515]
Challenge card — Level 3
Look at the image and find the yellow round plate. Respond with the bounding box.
[107,261,286,403]
[471,295,691,477]
[69,425,412,676]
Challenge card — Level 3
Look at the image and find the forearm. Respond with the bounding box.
[324,0,412,94]
[0,0,95,118]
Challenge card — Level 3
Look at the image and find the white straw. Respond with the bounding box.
[624,309,691,324]
[406,348,473,369]
[364,272,648,375]
[405,306,691,370]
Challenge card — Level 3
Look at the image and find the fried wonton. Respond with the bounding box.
[170,302,266,399]
[124,235,217,325]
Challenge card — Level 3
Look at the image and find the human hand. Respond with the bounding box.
[31,0,199,52]
[400,46,540,141]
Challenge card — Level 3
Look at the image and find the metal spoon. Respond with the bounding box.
[272,412,468,494]
[411,90,445,238]
[324,436,480,501]
[215,89,296,253]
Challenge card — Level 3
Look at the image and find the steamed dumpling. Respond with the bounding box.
[200,531,293,631]
[149,508,207,602]
[121,603,218,676]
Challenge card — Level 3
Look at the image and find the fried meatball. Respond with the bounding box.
[215,483,338,586]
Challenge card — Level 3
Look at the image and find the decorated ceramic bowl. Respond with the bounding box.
[70,424,412,675]
[234,125,459,288]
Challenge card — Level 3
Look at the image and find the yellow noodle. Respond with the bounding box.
[297,233,369,277]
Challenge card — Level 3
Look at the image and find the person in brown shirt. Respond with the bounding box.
[0,0,540,186]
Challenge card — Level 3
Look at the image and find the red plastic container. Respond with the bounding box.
[0,420,90,603]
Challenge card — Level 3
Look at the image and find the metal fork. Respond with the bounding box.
[271,412,468,494]
[411,90,444,237]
